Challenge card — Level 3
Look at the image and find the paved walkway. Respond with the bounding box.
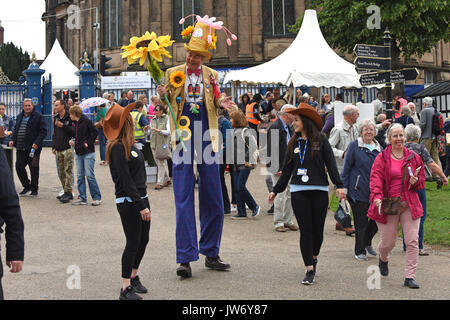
[2,147,449,300]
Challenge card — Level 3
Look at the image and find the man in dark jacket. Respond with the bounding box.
[68,105,102,206]
[9,98,47,197]
[52,100,74,203]
[0,145,25,300]
[266,104,298,232]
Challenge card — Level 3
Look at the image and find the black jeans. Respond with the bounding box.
[15,149,41,192]
[291,190,329,267]
[220,161,235,213]
[0,257,3,300]
[117,198,151,279]
[348,199,378,255]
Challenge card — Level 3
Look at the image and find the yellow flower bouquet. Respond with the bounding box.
[121,31,187,150]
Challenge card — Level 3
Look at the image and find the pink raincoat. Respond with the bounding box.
[368,145,425,224]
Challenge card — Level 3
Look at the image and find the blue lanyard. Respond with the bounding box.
[298,139,308,165]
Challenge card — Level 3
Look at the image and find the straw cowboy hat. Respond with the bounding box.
[287,103,323,130]
[103,102,136,140]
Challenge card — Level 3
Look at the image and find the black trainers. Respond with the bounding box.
[302,270,315,285]
[30,191,38,197]
[19,188,31,196]
[130,275,148,294]
[267,204,274,214]
[379,258,389,276]
[404,278,420,289]
[119,285,142,300]
[59,192,73,203]
[205,256,231,271]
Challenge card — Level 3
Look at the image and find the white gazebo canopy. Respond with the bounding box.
[223,10,361,88]
[40,39,79,90]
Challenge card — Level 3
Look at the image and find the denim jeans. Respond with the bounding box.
[75,152,101,202]
[417,188,427,250]
[98,128,107,161]
[234,169,257,217]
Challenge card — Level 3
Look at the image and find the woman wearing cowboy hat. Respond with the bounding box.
[104,103,151,300]
[268,103,346,285]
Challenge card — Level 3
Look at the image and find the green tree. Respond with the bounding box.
[0,42,31,82]
[290,0,450,65]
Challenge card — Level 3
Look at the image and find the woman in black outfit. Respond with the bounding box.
[104,104,151,300]
[268,103,345,285]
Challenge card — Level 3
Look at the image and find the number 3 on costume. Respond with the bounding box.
[177,116,192,141]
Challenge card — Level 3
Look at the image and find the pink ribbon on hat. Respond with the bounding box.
[179,14,238,46]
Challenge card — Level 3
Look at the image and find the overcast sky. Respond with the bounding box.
[0,0,46,59]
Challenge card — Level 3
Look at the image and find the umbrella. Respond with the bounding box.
[79,97,109,111]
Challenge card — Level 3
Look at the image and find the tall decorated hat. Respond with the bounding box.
[179,15,237,61]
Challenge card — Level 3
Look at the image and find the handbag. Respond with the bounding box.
[154,144,171,160]
[382,165,406,215]
[334,199,352,228]
[241,128,259,166]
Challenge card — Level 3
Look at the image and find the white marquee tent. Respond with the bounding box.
[223,10,361,88]
[40,39,79,90]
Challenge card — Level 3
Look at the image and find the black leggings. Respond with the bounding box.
[291,190,329,267]
[0,258,3,300]
[117,198,151,279]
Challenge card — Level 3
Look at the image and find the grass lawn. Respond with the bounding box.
[329,181,450,247]
[422,181,450,247]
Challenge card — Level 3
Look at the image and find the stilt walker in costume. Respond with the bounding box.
[157,15,237,278]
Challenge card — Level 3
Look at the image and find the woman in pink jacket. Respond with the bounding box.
[368,123,425,289]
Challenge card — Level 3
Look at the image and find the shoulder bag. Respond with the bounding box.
[382,165,406,215]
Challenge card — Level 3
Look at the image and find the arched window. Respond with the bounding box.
[262,0,295,36]
[173,0,203,40]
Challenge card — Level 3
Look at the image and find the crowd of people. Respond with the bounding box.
[1,11,450,301]
[1,83,449,297]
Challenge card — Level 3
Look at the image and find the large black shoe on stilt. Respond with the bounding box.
[177,263,192,278]
[205,256,230,271]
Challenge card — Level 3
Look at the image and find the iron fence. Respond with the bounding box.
[0,84,27,119]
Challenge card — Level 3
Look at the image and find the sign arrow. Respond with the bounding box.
[354,56,389,71]
[359,71,390,86]
[354,44,388,59]
[389,68,419,82]
[359,68,420,86]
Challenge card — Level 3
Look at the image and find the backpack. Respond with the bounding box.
[431,108,444,136]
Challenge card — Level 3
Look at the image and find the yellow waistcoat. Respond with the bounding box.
[164,64,223,153]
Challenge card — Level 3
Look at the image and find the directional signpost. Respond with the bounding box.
[354,57,389,71]
[353,44,388,58]
[354,29,419,119]
[359,68,419,86]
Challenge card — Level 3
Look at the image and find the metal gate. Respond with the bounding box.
[0,84,27,119]
[42,77,53,147]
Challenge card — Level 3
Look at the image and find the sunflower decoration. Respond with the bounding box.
[181,26,194,39]
[170,71,186,88]
[121,31,187,152]
[121,31,174,66]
